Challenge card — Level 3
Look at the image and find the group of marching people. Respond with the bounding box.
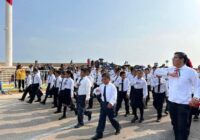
[18,53,200,140]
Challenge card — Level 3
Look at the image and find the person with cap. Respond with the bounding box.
[115,71,130,117]
[74,68,92,128]
[158,52,200,140]
[130,67,148,123]
[91,73,121,140]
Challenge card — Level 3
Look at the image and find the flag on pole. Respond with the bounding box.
[6,0,12,5]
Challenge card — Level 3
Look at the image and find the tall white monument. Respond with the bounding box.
[5,0,13,67]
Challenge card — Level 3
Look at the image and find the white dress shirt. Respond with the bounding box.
[54,76,62,89]
[59,78,67,91]
[78,76,92,100]
[151,77,167,93]
[92,72,102,85]
[47,74,56,89]
[25,75,32,87]
[113,74,121,87]
[87,75,94,87]
[98,82,118,106]
[116,77,130,92]
[65,77,74,96]
[132,76,148,98]
[144,73,152,86]
[32,73,42,87]
[156,65,200,104]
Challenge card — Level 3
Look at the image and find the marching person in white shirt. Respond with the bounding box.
[52,70,62,108]
[115,71,130,117]
[58,70,75,120]
[74,68,92,128]
[27,68,42,104]
[192,65,200,121]
[144,68,152,107]
[151,73,167,122]
[130,68,148,123]
[92,67,102,103]
[41,69,56,105]
[157,52,200,140]
[87,68,95,109]
[112,68,121,90]
[55,71,66,114]
[92,73,121,140]
[19,70,32,101]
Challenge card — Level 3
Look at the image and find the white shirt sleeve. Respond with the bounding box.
[191,71,200,99]
[108,85,117,106]
[85,79,91,101]
[143,80,148,98]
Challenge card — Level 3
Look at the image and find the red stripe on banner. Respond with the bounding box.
[6,0,12,5]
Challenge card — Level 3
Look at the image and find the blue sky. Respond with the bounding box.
[0,0,200,66]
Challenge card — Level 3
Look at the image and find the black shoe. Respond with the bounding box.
[27,101,32,104]
[74,124,84,128]
[88,112,92,121]
[131,116,138,123]
[124,112,130,117]
[156,118,161,122]
[74,110,78,116]
[59,116,66,120]
[40,101,45,105]
[193,115,199,121]
[54,111,61,114]
[115,128,121,135]
[19,99,24,101]
[87,107,92,109]
[165,111,168,115]
[139,118,144,123]
[48,96,52,98]
[91,134,103,140]
[35,99,41,102]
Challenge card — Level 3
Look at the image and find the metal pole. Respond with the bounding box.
[5,0,13,67]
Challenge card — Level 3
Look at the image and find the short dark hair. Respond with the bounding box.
[81,68,87,73]
[55,70,61,75]
[86,68,91,73]
[26,70,30,74]
[102,73,110,80]
[33,68,38,72]
[120,71,126,76]
[174,52,188,64]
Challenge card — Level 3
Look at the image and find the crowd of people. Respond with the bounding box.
[17,52,200,140]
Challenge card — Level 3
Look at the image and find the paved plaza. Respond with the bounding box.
[0,93,199,140]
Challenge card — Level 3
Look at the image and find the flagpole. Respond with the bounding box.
[5,0,13,67]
